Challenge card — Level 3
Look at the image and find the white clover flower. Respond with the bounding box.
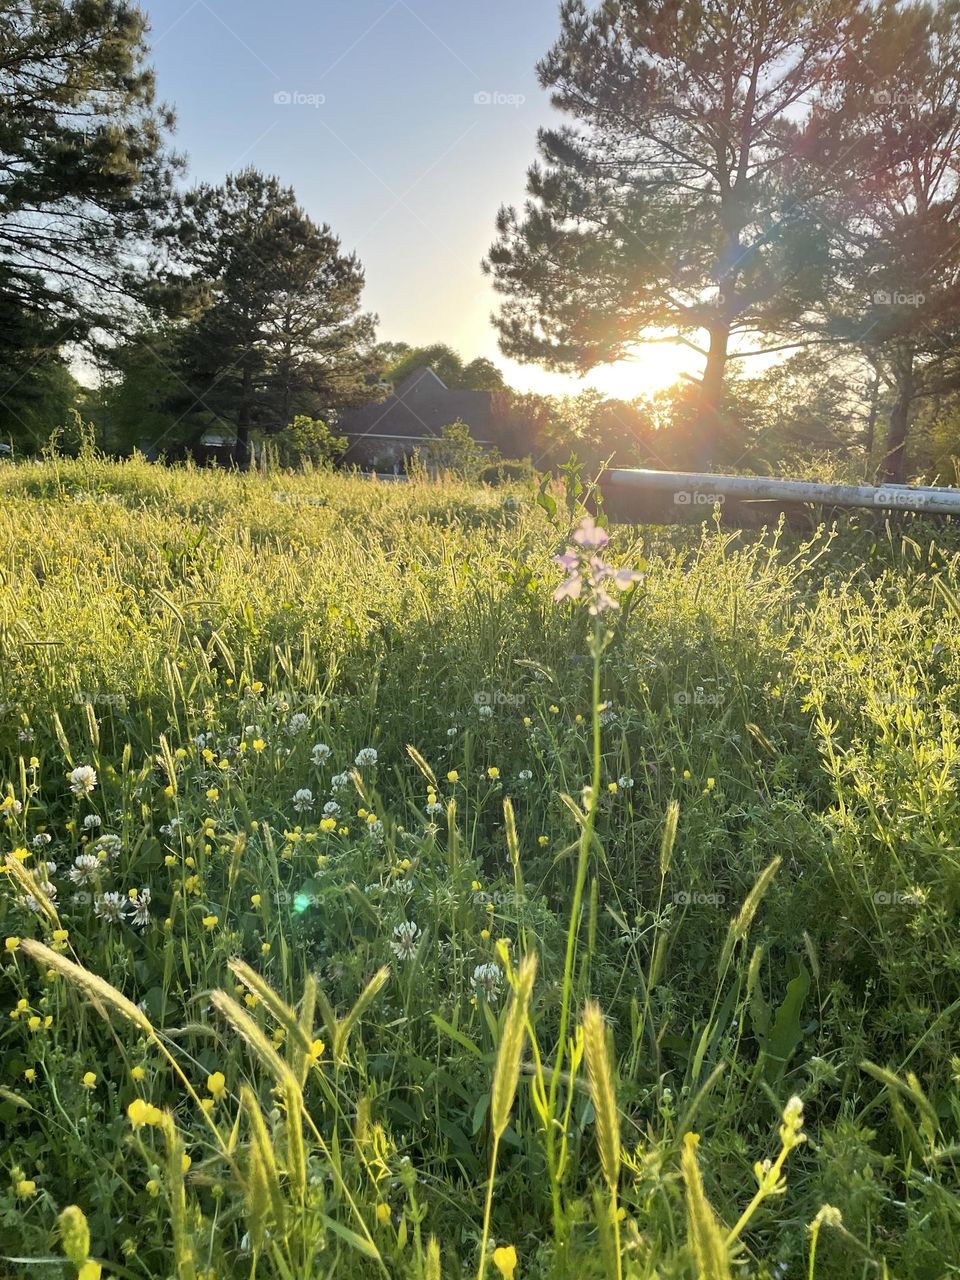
[68,854,101,884]
[193,733,209,748]
[618,776,634,789]
[31,832,52,848]
[93,834,122,861]
[69,765,97,796]
[44,861,58,877]
[82,814,102,830]
[478,705,493,719]
[94,891,124,922]
[1,797,23,814]
[17,728,33,742]
[322,800,341,817]
[425,801,443,816]
[471,962,503,1004]
[330,771,352,791]
[292,788,314,813]
[128,887,152,929]
[354,747,378,767]
[447,726,458,737]
[311,743,331,765]
[390,921,422,961]
[287,713,309,735]
[518,770,533,782]
[368,819,385,844]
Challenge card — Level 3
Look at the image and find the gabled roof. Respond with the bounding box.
[392,366,449,396]
[338,365,495,445]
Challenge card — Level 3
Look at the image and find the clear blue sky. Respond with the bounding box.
[142,0,696,398]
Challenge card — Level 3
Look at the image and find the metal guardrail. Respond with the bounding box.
[600,469,960,519]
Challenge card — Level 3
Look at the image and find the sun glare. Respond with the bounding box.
[496,341,699,402]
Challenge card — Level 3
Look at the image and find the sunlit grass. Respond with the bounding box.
[1,454,959,1278]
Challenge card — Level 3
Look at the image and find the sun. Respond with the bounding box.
[495,340,699,401]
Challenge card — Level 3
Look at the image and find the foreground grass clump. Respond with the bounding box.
[1,454,959,1279]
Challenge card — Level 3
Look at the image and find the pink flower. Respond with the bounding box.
[553,574,583,603]
[552,517,643,614]
[572,516,609,550]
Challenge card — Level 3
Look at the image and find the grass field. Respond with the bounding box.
[1,455,959,1280]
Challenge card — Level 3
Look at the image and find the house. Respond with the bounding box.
[337,367,496,471]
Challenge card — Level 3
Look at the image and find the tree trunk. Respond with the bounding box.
[863,360,880,481]
[882,349,914,483]
[691,325,730,469]
[235,365,252,470]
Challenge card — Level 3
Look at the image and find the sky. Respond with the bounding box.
[140,0,699,400]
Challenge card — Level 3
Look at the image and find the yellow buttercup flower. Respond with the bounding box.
[15,1179,37,1198]
[487,767,500,779]
[81,1071,97,1089]
[492,1245,518,1279]
[202,915,218,930]
[446,770,459,782]
[375,1202,391,1225]
[207,1071,226,1100]
[131,1065,146,1082]
[4,936,19,952]
[127,1098,162,1128]
[250,894,262,907]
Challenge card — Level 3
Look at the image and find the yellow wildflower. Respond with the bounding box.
[492,1245,518,1279]
[127,1098,162,1128]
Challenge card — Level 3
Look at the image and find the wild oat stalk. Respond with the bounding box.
[680,1133,733,1280]
[582,1000,622,1280]
[477,952,537,1280]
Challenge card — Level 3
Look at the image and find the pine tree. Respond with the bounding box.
[163,169,378,459]
[803,0,960,480]
[484,0,863,465]
[0,0,179,342]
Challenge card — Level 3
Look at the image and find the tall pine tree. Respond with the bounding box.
[0,0,179,342]
[485,0,864,465]
[161,169,378,458]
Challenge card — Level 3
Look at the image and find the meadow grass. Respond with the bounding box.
[0,454,958,1279]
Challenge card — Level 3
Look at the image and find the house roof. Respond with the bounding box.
[338,366,495,445]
